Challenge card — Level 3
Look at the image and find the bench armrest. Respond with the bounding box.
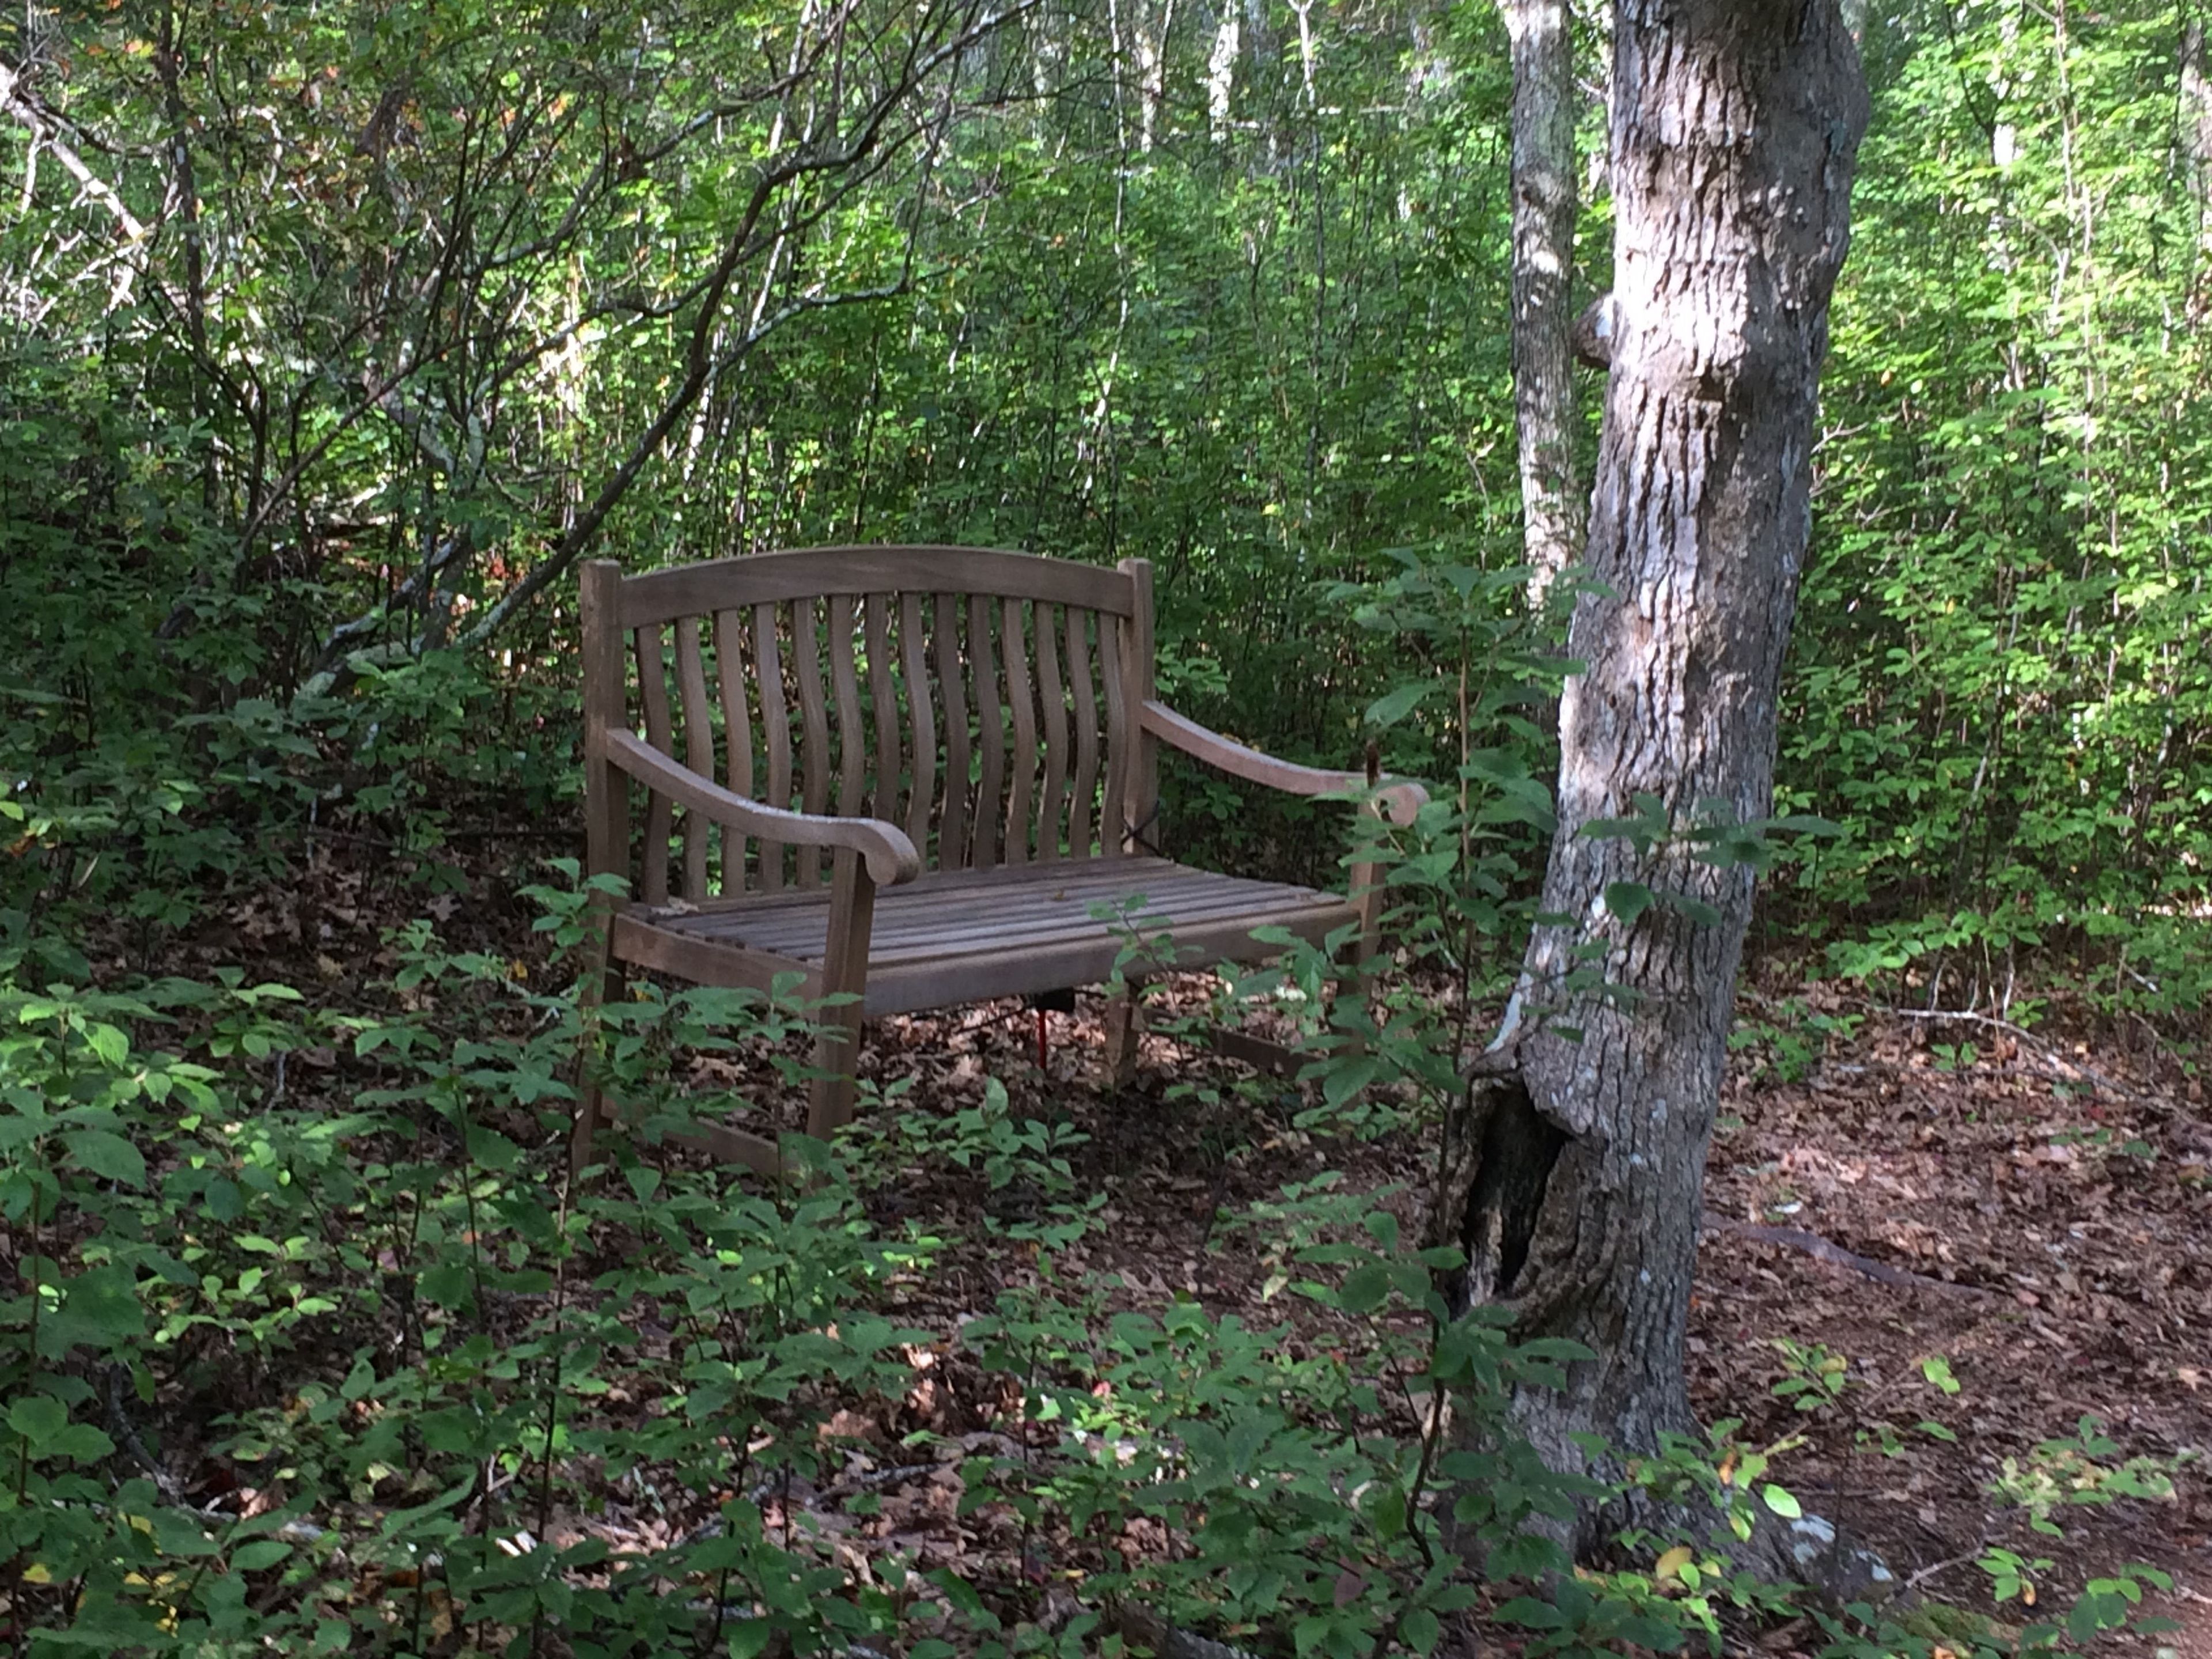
[601,729,922,885]
[1139,700,1427,826]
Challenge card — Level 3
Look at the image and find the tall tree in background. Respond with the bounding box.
[1501,0,1582,607]
[1450,0,1866,1552]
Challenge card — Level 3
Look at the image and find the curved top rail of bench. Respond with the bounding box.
[613,547,1138,629]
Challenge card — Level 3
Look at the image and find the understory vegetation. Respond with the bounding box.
[2,0,2207,1653]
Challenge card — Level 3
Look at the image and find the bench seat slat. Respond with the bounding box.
[624,861,1347,974]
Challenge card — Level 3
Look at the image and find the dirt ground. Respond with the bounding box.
[779,965,2212,1656]
[157,846,2212,1653]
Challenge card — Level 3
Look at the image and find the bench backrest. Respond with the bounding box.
[579,547,1158,902]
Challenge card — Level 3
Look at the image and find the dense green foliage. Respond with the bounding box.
[0,0,2206,1650]
[7,0,2210,1000]
[1793,2,2212,1010]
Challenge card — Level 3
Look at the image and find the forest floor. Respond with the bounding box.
[156,849,2212,1656]
[668,956,2212,1656]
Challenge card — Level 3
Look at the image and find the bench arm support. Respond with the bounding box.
[601,729,922,885]
[1138,700,1428,826]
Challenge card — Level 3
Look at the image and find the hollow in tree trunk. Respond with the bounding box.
[1447,0,1868,1559]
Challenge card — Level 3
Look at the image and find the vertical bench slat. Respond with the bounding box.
[937,594,972,868]
[754,601,790,892]
[969,591,1003,870]
[714,609,754,887]
[1035,602,1069,862]
[1002,597,1037,866]
[830,593,866,822]
[635,623,675,904]
[1118,558,1160,857]
[1066,605,1100,858]
[1097,610,1128,857]
[794,596,831,888]
[866,594,899,825]
[675,615,714,897]
[902,592,937,855]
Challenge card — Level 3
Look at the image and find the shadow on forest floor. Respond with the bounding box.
[139,844,2212,1656]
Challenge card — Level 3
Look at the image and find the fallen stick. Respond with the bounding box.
[1702,1217,1993,1300]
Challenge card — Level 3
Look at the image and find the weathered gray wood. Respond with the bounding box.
[580,546,1433,1179]
[830,593,866,819]
[970,592,1003,870]
[1097,611,1129,857]
[574,559,630,1180]
[794,597,831,888]
[1139,700,1429,825]
[668,1119,789,1180]
[718,878,1314,960]
[715,609,755,885]
[601,731,920,884]
[863,903,1346,1018]
[1002,597,1037,865]
[866,594,899,824]
[620,544,1137,627]
[610,910,823,999]
[675,615,713,897]
[935,593,971,869]
[1118,558,1159,858]
[1066,607,1100,857]
[1035,603,1069,861]
[808,846,875,1139]
[755,601,791,892]
[635,623,673,906]
[900,592,935,852]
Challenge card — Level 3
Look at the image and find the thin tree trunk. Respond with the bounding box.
[1449,0,1866,1557]
[1502,0,1582,608]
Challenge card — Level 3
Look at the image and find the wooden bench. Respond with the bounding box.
[569,546,1425,1176]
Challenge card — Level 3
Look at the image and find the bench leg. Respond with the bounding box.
[1103,978,1143,1088]
[569,949,628,1184]
[1337,808,1387,1055]
[806,848,877,1141]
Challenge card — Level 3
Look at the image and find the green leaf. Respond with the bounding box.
[1365,683,1433,727]
[9,1395,67,1440]
[1494,1596,1567,1630]
[1921,1354,1961,1395]
[65,1128,146,1187]
[1765,813,1844,837]
[1339,1262,1392,1315]
[1321,1056,1384,1108]
[1656,890,1724,927]
[43,1262,146,1356]
[50,1423,114,1462]
[1762,1483,1802,1519]
[419,1263,474,1310]
[1603,882,1653,924]
[230,1539,293,1571]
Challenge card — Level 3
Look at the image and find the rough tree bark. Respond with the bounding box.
[1501,0,1583,608]
[1446,0,1868,1559]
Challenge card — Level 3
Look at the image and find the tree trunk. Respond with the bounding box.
[1501,0,1583,608]
[1449,0,1866,1556]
